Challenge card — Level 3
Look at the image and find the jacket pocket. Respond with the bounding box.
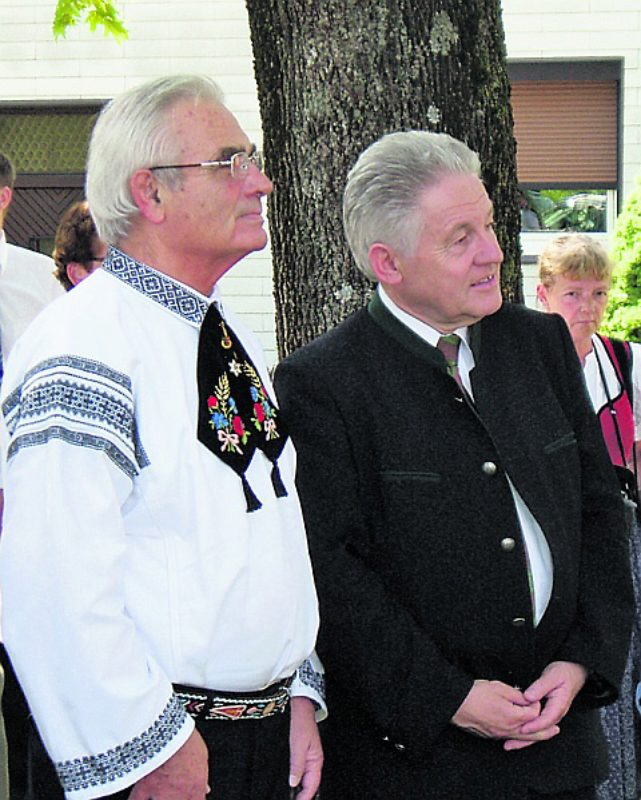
[543,431,576,454]
[380,470,441,483]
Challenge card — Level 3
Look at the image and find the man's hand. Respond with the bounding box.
[128,729,209,799]
[289,696,323,800]
[452,680,542,740]
[503,661,587,751]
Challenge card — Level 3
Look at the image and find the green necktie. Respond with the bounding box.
[437,334,463,389]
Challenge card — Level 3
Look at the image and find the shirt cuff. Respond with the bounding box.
[56,694,194,800]
[291,653,327,722]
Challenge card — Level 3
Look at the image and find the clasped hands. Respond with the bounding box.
[451,660,587,751]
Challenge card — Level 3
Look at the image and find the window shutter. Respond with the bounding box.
[511,79,617,188]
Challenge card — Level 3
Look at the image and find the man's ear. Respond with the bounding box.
[536,283,549,309]
[130,169,166,224]
[368,243,403,286]
[0,185,13,215]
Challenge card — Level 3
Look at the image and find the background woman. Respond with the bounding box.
[52,199,106,290]
[537,233,641,800]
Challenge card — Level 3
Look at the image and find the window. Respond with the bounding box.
[0,104,102,252]
[509,61,621,235]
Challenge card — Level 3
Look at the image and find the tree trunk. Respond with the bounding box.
[246,0,522,358]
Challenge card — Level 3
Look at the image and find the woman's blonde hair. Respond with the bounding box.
[538,233,613,287]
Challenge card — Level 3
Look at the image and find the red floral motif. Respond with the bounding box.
[207,360,280,455]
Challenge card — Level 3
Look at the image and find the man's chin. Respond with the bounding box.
[240,231,269,256]
[475,290,503,320]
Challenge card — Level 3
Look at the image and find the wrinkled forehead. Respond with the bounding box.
[167,98,250,158]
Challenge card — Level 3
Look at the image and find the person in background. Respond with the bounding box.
[537,233,641,800]
[0,151,63,526]
[0,151,63,800]
[0,75,323,800]
[275,130,632,800]
[0,153,63,362]
[52,200,107,291]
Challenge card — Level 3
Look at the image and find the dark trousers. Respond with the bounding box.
[26,705,292,800]
[528,791,596,800]
[0,646,30,800]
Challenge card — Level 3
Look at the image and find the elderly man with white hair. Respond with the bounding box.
[0,75,323,800]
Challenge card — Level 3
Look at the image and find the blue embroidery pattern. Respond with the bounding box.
[296,659,326,702]
[3,355,148,479]
[56,695,187,793]
[206,360,281,457]
[104,248,209,325]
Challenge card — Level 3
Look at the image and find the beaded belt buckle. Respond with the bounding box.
[174,679,291,721]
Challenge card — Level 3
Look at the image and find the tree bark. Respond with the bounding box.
[246,0,522,358]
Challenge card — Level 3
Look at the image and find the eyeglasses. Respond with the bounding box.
[149,151,264,180]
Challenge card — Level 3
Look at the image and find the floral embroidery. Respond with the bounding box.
[197,302,288,512]
[206,363,280,455]
[207,374,248,455]
[245,363,280,441]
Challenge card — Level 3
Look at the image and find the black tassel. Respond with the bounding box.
[241,475,262,513]
[270,462,288,499]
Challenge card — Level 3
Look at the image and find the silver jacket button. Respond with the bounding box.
[482,461,497,475]
[511,617,526,627]
[501,537,516,552]
[394,743,406,752]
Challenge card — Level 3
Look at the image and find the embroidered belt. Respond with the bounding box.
[173,678,292,721]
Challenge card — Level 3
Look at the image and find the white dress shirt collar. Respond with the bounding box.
[377,285,476,393]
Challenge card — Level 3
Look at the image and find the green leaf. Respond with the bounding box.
[602,173,641,343]
[53,0,128,42]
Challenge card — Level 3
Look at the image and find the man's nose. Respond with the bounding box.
[247,165,273,196]
[479,228,503,264]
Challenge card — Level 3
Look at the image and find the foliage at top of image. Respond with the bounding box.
[53,0,128,42]
[602,175,641,342]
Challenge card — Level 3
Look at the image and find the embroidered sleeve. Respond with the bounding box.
[57,695,191,797]
[2,355,148,479]
[0,355,192,799]
[291,652,327,721]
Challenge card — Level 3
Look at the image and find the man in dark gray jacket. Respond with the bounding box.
[275,130,633,800]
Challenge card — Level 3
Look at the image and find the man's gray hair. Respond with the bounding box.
[86,75,225,246]
[343,131,481,280]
